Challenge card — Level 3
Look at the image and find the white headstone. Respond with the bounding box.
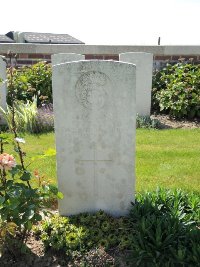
[119,52,153,116]
[51,53,85,66]
[53,60,136,217]
[0,56,7,124]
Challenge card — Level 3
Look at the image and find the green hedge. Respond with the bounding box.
[6,60,200,119]
[7,61,52,106]
[152,61,200,119]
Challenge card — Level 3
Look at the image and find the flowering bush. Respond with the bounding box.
[35,103,54,133]
[0,51,61,256]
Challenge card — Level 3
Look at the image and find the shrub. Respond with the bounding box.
[136,114,161,129]
[7,61,52,106]
[1,98,38,133]
[152,61,200,119]
[129,188,200,266]
[36,210,131,255]
[35,103,54,133]
[0,52,61,257]
[0,98,54,134]
[36,188,200,266]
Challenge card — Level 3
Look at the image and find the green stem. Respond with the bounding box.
[7,52,31,189]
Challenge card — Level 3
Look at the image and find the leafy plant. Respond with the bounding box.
[136,114,161,129]
[0,98,37,133]
[152,60,200,119]
[0,51,61,257]
[35,103,54,133]
[128,188,200,266]
[36,210,132,262]
[6,61,52,106]
[0,98,54,134]
[36,188,200,266]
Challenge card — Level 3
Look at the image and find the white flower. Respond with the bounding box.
[15,137,25,144]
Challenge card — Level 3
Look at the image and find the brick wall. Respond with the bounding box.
[0,53,119,66]
[2,53,200,69]
[1,44,200,69]
[153,55,200,69]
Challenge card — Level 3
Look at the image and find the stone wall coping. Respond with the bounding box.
[0,44,200,55]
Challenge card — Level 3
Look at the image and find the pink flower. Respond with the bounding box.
[0,153,16,171]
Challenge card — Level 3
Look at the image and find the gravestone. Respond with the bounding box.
[119,52,153,116]
[0,56,7,124]
[53,60,136,216]
[51,53,85,65]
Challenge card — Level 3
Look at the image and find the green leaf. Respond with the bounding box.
[9,164,23,177]
[0,196,5,204]
[20,75,28,83]
[49,184,58,194]
[33,213,42,222]
[0,133,12,143]
[57,192,64,199]
[20,171,31,181]
[26,221,33,231]
[26,209,35,220]
[7,198,20,210]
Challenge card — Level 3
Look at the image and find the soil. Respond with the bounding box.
[0,233,128,267]
[1,115,199,267]
[150,114,200,129]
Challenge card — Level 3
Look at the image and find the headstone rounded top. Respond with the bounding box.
[51,53,84,66]
[55,59,136,71]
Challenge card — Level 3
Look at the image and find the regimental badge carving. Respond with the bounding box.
[75,71,110,109]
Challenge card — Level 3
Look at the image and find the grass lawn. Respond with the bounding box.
[136,128,200,193]
[3,129,200,193]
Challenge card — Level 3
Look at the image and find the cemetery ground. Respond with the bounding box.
[1,56,200,266]
[4,128,200,193]
[1,128,200,266]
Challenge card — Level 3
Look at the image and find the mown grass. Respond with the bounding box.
[3,129,200,193]
[136,128,200,193]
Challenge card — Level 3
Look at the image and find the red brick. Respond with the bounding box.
[44,54,51,59]
[18,53,29,59]
[94,55,104,59]
[17,60,33,65]
[84,54,95,60]
[171,55,179,60]
[28,54,44,59]
[154,56,172,60]
[181,56,197,61]
[104,55,119,61]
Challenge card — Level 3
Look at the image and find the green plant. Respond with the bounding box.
[0,98,54,134]
[152,61,200,118]
[6,61,52,106]
[136,114,161,129]
[36,210,131,259]
[0,52,62,257]
[36,188,200,266]
[0,98,37,133]
[128,188,200,266]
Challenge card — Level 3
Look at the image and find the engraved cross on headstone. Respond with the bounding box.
[79,143,112,195]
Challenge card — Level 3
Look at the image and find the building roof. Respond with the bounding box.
[0,34,15,43]
[5,31,84,44]
[23,32,84,44]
